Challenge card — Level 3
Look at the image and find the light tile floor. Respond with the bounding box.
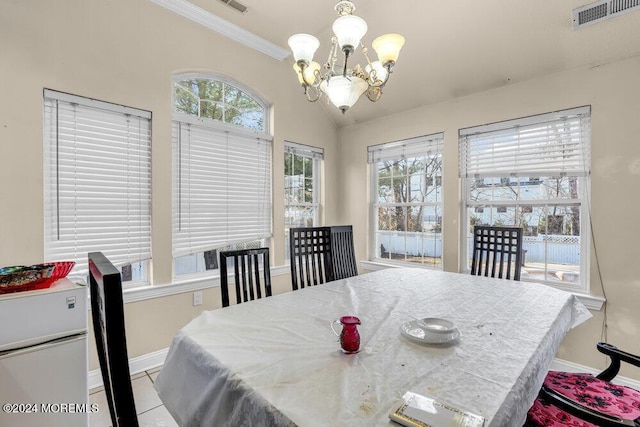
[89,367,178,427]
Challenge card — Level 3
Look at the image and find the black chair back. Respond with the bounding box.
[219,248,271,307]
[88,252,138,427]
[470,226,523,280]
[289,227,333,290]
[329,225,358,280]
[289,225,359,290]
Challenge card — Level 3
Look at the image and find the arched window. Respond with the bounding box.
[171,73,272,277]
[173,74,267,132]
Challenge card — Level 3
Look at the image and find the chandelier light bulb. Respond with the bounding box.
[372,33,405,66]
[288,34,320,65]
[332,15,367,53]
[293,61,321,86]
[320,76,368,114]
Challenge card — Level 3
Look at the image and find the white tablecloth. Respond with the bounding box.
[155,268,591,427]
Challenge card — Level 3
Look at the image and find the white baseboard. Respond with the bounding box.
[550,357,640,390]
[88,348,169,390]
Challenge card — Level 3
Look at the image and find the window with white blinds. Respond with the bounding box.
[459,106,591,291]
[368,133,444,268]
[459,106,591,178]
[285,141,324,160]
[43,90,152,281]
[284,141,323,260]
[368,135,443,164]
[172,121,272,259]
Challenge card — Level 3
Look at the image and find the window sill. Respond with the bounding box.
[570,293,605,311]
[359,260,606,311]
[119,264,290,304]
[360,259,442,272]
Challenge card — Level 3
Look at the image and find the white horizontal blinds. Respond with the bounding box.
[367,133,444,163]
[459,106,591,178]
[284,141,324,160]
[43,91,152,277]
[172,121,272,258]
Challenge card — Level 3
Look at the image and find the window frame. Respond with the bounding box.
[171,73,272,278]
[172,72,269,134]
[284,141,323,260]
[459,107,591,293]
[368,133,444,269]
[43,89,152,288]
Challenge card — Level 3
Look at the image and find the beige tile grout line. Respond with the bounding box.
[88,369,169,424]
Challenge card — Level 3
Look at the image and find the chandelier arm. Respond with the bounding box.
[326,38,336,72]
[360,42,373,68]
[305,85,322,103]
[298,62,322,88]
[328,37,338,74]
[369,65,392,88]
[365,86,382,102]
[360,42,392,87]
[312,68,322,86]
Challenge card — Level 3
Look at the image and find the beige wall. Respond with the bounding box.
[2,0,640,381]
[0,0,339,370]
[338,55,640,381]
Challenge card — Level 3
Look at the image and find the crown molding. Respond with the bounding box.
[149,0,290,61]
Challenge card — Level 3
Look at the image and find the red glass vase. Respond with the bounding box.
[331,315,361,354]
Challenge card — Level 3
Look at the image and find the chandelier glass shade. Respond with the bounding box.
[320,75,368,112]
[288,0,404,114]
[332,15,367,53]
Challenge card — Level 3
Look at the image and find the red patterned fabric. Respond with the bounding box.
[527,398,597,427]
[526,371,640,426]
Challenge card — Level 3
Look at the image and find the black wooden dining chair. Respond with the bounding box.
[219,248,271,307]
[88,252,139,427]
[526,342,640,427]
[289,227,333,290]
[329,225,358,280]
[470,225,523,281]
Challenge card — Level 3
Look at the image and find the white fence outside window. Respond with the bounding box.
[378,233,580,266]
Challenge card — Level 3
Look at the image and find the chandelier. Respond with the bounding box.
[288,0,405,114]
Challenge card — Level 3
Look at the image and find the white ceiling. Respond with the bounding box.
[186,0,640,128]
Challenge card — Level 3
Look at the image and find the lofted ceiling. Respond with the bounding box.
[181,0,640,128]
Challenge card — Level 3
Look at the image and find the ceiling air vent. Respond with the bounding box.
[218,0,248,14]
[573,0,640,29]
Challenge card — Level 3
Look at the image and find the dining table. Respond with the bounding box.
[154,267,591,427]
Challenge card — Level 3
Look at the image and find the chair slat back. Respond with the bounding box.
[88,252,139,427]
[330,225,358,280]
[219,248,271,307]
[289,227,333,290]
[470,226,523,281]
